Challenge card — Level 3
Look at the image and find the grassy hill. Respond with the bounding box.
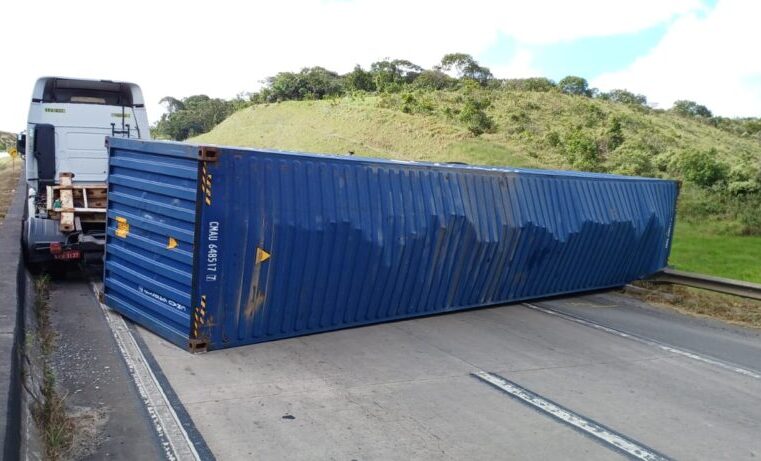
[193,90,761,283]
[195,91,760,172]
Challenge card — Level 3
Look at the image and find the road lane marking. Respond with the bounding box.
[472,371,671,461]
[523,302,761,380]
[90,282,202,461]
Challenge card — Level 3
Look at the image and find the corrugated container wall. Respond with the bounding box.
[103,138,679,351]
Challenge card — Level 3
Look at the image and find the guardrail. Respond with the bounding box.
[648,268,761,301]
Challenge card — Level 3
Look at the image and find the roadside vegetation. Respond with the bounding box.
[632,282,761,329]
[28,276,75,460]
[0,156,21,220]
[151,53,761,282]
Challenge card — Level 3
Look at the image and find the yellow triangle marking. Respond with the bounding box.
[255,247,271,264]
[167,237,178,249]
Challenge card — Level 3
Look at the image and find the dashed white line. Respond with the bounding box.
[472,371,670,461]
[90,282,201,461]
[523,302,761,380]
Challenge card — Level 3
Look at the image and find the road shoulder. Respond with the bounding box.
[0,178,24,459]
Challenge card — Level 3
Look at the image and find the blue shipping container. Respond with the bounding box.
[103,138,679,352]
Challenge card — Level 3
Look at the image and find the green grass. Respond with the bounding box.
[670,221,761,283]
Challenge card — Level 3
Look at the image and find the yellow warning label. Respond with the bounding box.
[115,216,129,238]
[167,237,178,249]
[255,247,271,264]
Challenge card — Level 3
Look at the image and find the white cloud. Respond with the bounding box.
[489,50,542,79]
[488,0,702,44]
[0,0,706,130]
[593,0,761,116]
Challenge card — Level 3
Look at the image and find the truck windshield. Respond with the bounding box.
[42,79,133,106]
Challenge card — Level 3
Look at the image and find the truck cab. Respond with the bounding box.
[19,77,150,266]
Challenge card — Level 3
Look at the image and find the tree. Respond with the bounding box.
[159,96,185,113]
[439,53,493,85]
[598,89,647,107]
[344,65,376,92]
[266,67,344,101]
[558,76,592,97]
[413,70,457,90]
[671,100,712,118]
[370,59,423,92]
[155,94,237,140]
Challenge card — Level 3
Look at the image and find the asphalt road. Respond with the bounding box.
[125,290,761,460]
[533,291,761,372]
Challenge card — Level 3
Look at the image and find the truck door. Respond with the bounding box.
[34,124,56,186]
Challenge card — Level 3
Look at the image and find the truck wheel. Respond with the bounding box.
[24,259,44,276]
[21,216,42,274]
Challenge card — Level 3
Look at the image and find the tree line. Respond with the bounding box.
[153,52,757,142]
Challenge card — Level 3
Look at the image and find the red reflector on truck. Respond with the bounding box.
[49,242,62,255]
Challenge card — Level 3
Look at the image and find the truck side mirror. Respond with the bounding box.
[16,133,26,156]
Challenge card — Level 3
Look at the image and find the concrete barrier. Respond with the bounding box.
[0,178,25,460]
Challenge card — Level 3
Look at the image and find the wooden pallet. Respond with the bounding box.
[46,173,107,232]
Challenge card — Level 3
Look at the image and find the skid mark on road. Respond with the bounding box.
[523,303,761,380]
[472,371,671,461]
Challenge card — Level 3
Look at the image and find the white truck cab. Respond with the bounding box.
[18,77,150,266]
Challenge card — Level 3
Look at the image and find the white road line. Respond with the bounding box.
[90,282,201,461]
[523,302,761,380]
[472,371,670,461]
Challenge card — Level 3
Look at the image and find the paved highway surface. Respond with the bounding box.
[42,274,761,460]
[111,289,761,460]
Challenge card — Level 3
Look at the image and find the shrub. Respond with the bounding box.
[563,129,601,171]
[501,78,556,92]
[576,101,605,127]
[413,70,458,91]
[677,148,728,187]
[677,185,727,221]
[609,145,655,177]
[738,196,761,235]
[606,116,625,151]
[545,131,561,147]
[459,97,495,136]
[399,92,434,114]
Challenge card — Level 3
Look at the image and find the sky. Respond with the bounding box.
[1,0,759,132]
